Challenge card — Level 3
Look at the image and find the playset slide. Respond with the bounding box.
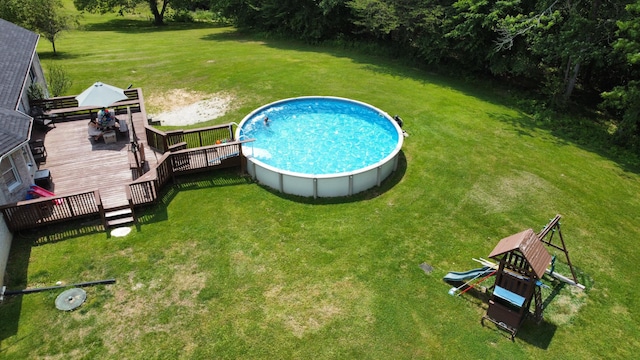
[443,266,493,283]
[28,184,63,204]
[29,184,55,197]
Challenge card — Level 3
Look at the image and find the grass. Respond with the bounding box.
[1,6,640,359]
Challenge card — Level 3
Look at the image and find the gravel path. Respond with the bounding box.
[146,90,233,126]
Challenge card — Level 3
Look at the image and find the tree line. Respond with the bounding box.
[207,0,640,151]
[2,0,638,151]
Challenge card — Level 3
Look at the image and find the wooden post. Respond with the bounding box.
[537,215,579,284]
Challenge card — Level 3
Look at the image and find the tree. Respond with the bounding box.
[444,0,513,71]
[347,0,399,39]
[47,63,73,97]
[1,0,78,55]
[211,0,637,140]
[493,0,631,104]
[346,0,454,62]
[602,1,640,150]
[0,0,24,24]
[73,0,170,25]
[212,0,351,41]
[25,0,79,54]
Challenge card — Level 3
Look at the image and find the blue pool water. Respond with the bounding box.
[239,97,400,175]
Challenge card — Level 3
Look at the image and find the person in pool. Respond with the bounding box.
[264,116,270,126]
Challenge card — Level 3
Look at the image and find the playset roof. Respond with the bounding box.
[488,228,552,279]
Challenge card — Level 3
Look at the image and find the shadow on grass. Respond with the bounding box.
[19,219,104,246]
[479,317,557,348]
[445,280,558,349]
[37,51,83,61]
[82,18,228,34]
[201,30,460,92]
[0,234,33,350]
[135,152,405,225]
[136,169,252,226]
[36,20,230,60]
[488,109,640,175]
[517,319,557,349]
[172,170,253,191]
[0,169,250,345]
[542,281,566,311]
[486,111,538,139]
[0,220,114,349]
[0,295,27,355]
[135,190,172,226]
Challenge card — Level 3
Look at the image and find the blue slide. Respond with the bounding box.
[443,266,493,283]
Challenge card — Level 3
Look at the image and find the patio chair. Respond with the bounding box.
[29,139,47,164]
[30,106,56,129]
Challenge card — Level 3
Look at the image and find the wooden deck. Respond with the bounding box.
[31,110,158,209]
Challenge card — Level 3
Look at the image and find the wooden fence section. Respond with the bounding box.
[128,153,172,206]
[145,123,236,153]
[128,140,252,205]
[167,124,235,147]
[145,127,168,153]
[0,191,102,232]
[31,88,143,121]
[0,142,248,232]
[1,122,252,232]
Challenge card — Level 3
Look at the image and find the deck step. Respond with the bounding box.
[107,216,135,228]
[105,208,132,218]
[104,206,136,229]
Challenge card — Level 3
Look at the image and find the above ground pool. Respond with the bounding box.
[236,96,404,197]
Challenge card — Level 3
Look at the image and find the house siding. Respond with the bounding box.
[0,214,13,289]
[21,53,49,114]
[0,19,45,290]
[0,148,34,205]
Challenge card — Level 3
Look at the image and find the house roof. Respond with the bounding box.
[0,19,39,157]
[0,108,32,152]
[488,228,552,279]
[0,18,39,110]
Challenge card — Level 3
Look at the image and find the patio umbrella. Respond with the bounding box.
[75,81,128,107]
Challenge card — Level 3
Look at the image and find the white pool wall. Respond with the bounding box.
[237,96,404,198]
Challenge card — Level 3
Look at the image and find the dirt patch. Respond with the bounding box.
[467,170,554,213]
[545,285,588,325]
[146,89,234,126]
[99,263,208,355]
[262,277,374,338]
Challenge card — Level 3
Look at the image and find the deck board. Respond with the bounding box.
[32,110,158,209]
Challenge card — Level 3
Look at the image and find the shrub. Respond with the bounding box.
[46,63,72,97]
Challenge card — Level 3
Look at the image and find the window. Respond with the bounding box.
[1,156,21,190]
[21,146,31,166]
[30,64,38,82]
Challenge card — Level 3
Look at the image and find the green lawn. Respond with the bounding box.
[1,8,639,360]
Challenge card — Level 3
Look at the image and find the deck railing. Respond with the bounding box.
[0,141,251,232]
[1,116,251,232]
[128,140,252,206]
[145,123,236,153]
[145,126,168,152]
[0,191,102,232]
[31,88,143,121]
[128,152,172,206]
